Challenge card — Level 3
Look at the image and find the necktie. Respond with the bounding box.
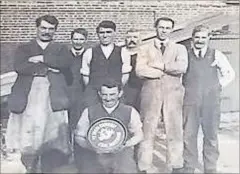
[198,50,202,58]
[160,43,165,54]
[75,51,81,56]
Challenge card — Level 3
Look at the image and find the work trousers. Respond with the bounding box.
[183,87,221,172]
[138,81,185,171]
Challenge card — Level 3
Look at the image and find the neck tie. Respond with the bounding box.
[198,50,202,58]
[75,51,81,56]
[160,43,165,54]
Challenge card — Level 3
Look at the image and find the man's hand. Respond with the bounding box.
[28,55,44,63]
[48,67,60,73]
[211,59,219,67]
[148,61,165,71]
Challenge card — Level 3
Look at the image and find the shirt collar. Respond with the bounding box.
[191,42,208,58]
[100,43,114,51]
[102,101,119,114]
[36,39,51,50]
[71,47,85,57]
[154,38,169,50]
[123,46,138,56]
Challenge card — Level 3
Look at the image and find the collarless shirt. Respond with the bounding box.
[80,44,132,76]
[100,44,114,59]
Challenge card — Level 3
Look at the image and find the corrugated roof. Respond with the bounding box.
[139,12,239,46]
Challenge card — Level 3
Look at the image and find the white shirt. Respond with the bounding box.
[192,46,235,88]
[80,44,132,76]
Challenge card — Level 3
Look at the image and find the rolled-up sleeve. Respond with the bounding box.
[128,108,143,136]
[80,48,92,76]
[121,47,132,74]
[74,108,90,139]
[215,50,235,88]
[164,44,188,75]
[136,45,163,79]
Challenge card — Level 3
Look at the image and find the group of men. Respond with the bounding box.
[5,14,235,174]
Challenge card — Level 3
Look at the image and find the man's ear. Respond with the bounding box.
[118,90,123,98]
[98,91,101,97]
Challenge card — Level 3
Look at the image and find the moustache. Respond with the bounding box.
[128,41,137,45]
[195,42,205,44]
[42,33,51,37]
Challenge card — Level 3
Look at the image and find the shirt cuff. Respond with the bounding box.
[80,68,90,76]
[122,65,132,74]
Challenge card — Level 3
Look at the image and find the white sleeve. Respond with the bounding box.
[74,108,90,138]
[215,50,235,88]
[128,107,143,135]
[80,48,93,76]
[121,47,132,74]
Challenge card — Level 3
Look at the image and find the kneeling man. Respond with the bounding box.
[74,78,143,173]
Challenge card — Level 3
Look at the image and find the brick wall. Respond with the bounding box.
[0,0,239,43]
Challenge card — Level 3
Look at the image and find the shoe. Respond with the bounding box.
[172,167,184,173]
[183,167,195,173]
[204,169,217,173]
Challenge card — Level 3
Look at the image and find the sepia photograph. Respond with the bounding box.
[0,0,239,173]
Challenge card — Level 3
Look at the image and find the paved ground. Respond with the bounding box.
[151,112,239,173]
[1,112,239,173]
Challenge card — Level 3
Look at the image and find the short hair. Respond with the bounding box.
[192,25,211,37]
[36,15,59,29]
[96,20,116,33]
[154,17,175,28]
[100,78,122,91]
[71,28,88,39]
[126,28,140,34]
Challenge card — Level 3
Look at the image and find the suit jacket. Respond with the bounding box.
[8,39,72,113]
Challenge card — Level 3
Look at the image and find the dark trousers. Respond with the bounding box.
[83,86,100,107]
[21,148,69,173]
[123,84,142,113]
[74,143,137,173]
[183,88,221,172]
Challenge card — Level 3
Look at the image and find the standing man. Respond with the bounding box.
[81,20,132,107]
[8,15,72,173]
[74,78,143,173]
[136,17,188,173]
[182,25,235,173]
[68,28,88,130]
[123,29,142,112]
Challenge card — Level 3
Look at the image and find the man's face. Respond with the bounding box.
[99,86,121,108]
[97,27,115,46]
[71,33,86,50]
[192,31,210,50]
[37,20,56,42]
[156,20,173,40]
[125,31,140,49]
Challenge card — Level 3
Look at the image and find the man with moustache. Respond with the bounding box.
[123,29,142,112]
[182,25,235,173]
[136,17,188,173]
[7,15,72,173]
[81,20,132,107]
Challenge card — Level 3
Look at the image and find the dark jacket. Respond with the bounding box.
[8,39,72,114]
